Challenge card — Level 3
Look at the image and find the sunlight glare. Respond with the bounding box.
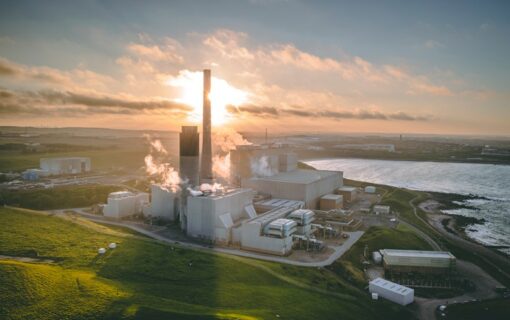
[167,70,248,125]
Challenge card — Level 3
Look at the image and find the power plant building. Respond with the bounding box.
[179,126,199,186]
[103,191,149,219]
[150,184,178,220]
[186,188,255,243]
[40,157,91,175]
[380,249,456,274]
[239,206,297,255]
[242,169,343,209]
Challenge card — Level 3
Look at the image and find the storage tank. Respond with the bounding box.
[365,186,376,194]
[372,251,382,264]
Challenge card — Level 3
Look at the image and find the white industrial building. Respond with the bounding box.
[40,157,91,175]
[254,198,304,212]
[150,184,179,221]
[380,249,456,274]
[369,278,414,306]
[287,209,315,236]
[186,188,255,244]
[103,191,149,219]
[239,206,297,255]
[242,169,343,209]
[373,205,390,214]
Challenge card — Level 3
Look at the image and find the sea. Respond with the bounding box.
[306,158,510,253]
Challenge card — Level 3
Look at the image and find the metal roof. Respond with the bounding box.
[248,169,339,184]
[248,206,294,225]
[380,249,455,260]
[321,194,342,200]
[337,186,357,192]
[255,198,304,208]
[370,278,413,295]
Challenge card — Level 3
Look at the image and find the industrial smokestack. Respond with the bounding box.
[200,69,213,183]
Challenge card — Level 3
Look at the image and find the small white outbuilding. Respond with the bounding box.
[108,243,117,249]
[98,248,106,254]
[369,278,414,306]
[373,205,390,215]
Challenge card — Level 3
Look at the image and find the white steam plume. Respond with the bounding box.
[250,156,276,177]
[200,183,224,193]
[143,134,180,192]
[212,128,251,183]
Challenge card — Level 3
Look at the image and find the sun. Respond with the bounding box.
[167,70,248,125]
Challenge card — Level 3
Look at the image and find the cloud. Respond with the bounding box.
[127,42,184,63]
[229,103,430,121]
[0,57,115,89]
[424,40,444,49]
[0,87,192,117]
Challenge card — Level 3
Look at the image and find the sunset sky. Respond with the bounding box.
[0,0,509,135]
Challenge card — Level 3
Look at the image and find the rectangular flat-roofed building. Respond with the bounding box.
[380,249,456,274]
[242,169,343,209]
[369,278,414,305]
[40,157,91,175]
[335,186,357,202]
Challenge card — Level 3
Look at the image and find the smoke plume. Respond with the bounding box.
[143,135,181,191]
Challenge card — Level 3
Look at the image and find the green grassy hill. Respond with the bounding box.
[0,185,123,210]
[0,207,415,320]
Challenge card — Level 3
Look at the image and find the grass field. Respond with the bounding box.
[0,148,149,173]
[0,184,123,210]
[0,207,415,320]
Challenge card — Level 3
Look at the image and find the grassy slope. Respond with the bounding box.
[0,185,123,210]
[0,207,415,320]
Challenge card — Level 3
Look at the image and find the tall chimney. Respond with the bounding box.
[200,69,213,183]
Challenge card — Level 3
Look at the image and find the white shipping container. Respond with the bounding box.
[369,278,414,306]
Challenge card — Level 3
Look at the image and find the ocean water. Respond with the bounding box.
[306,158,510,250]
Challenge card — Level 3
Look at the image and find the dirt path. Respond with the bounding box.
[0,254,55,263]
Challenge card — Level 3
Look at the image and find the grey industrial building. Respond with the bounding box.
[380,249,457,274]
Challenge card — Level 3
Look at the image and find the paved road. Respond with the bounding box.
[414,259,502,320]
[59,208,364,268]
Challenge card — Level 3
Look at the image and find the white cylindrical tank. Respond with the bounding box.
[372,251,382,264]
[108,243,117,249]
[365,186,376,194]
[98,248,106,254]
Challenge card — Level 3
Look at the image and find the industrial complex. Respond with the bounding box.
[89,70,462,308]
